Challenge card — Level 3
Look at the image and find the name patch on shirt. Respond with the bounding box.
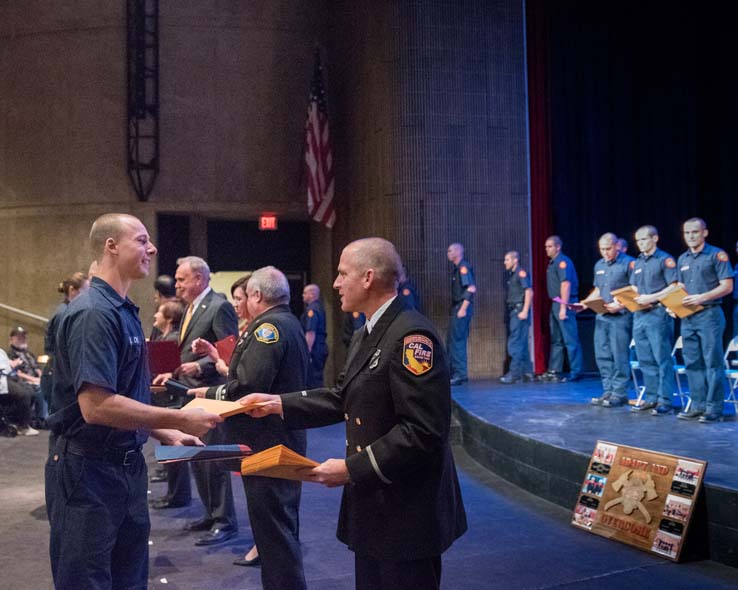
[255,323,279,344]
[681,265,689,271]
[596,270,606,275]
[634,268,642,274]
[402,335,433,376]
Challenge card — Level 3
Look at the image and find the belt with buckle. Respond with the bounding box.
[60,437,142,466]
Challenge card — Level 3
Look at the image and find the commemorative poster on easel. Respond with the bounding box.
[571,440,707,561]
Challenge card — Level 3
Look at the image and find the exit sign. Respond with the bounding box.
[259,214,278,231]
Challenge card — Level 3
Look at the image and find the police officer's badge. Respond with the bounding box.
[255,323,279,344]
[402,335,433,375]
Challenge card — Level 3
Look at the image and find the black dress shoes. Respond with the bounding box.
[183,517,215,532]
[151,497,190,510]
[195,526,237,546]
[233,555,261,567]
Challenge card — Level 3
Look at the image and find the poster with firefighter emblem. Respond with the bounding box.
[571,440,706,561]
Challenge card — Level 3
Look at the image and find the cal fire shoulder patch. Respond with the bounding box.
[307,309,315,318]
[402,288,411,296]
[254,323,279,344]
[460,266,469,275]
[629,260,635,270]
[665,257,676,268]
[717,251,729,262]
[402,335,433,376]
[559,260,567,269]
[518,269,527,278]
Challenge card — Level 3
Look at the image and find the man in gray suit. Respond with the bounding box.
[153,256,239,545]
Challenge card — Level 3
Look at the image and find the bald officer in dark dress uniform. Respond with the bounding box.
[630,225,678,415]
[190,266,309,590]
[501,250,533,383]
[241,238,467,590]
[46,213,220,590]
[588,233,634,407]
[675,218,733,423]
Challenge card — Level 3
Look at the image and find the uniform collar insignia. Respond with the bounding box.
[369,348,381,369]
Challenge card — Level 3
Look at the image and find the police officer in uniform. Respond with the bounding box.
[587,233,634,407]
[543,235,583,382]
[675,218,733,422]
[447,243,477,385]
[190,267,309,590]
[241,238,467,590]
[501,250,533,384]
[301,284,328,388]
[630,225,678,415]
[46,213,220,590]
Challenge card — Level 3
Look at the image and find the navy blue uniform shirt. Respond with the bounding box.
[593,252,634,303]
[630,248,678,295]
[48,277,150,448]
[451,259,475,303]
[301,299,327,340]
[546,253,579,301]
[505,266,531,305]
[733,262,738,300]
[677,243,733,305]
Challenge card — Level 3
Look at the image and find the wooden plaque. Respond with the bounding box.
[571,440,707,561]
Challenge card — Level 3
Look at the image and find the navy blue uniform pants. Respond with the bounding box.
[243,474,306,590]
[47,450,149,590]
[447,304,472,381]
[633,306,676,407]
[507,307,532,378]
[548,302,583,377]
[355,553,442,590]
[307,345,328,388]
[192,424,237,528]
[681,306,726,415]
[594,313,632,400]
[733,302,738,339]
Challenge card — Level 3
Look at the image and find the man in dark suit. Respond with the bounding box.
[153,255,239,545]
[242,238,467,590]
[189,266,309,590]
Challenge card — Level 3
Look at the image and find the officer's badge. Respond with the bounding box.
[255,323,279,344]
[718,251,729,262]
[402,335,433,375]
[402,288,411,296]
[665,258,676,268]
[307,309,315,318]
[518,270,527,278]
[559,260,567,269]
[369,348,381,369]
[460,266,468,275]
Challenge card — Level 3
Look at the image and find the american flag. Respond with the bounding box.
[304,50,336,228]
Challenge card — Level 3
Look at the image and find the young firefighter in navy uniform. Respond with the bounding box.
[587,233,634,407]
[501,250,533,383]
[46,213,220,590]
[189,266,309,590]
[675,217,733,423]
[630,225,679,415]
[242,238,467,590]
[300,283,328,388]
[446,242,477,385]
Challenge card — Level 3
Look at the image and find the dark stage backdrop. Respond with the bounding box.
[542,0,738,287]
[529,0,738,345]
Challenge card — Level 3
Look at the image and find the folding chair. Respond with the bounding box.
[724,336,738,412]
[671,336,690,411]
[629,339,646,406]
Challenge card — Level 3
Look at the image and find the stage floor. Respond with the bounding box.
[452,377,738,490]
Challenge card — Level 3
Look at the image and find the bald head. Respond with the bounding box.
[89,213,141,258]
[302,283,320,304]
[346,238,402,291]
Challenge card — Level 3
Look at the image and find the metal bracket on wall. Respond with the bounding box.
[126,0,159,201]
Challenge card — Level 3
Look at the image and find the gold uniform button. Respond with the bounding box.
[356,445,362,452]
[355,417,361,425]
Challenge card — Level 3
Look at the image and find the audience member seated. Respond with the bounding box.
[7,326,46,428]
[0,347,38,436]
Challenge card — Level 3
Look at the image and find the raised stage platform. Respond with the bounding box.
[452,377,738,568]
